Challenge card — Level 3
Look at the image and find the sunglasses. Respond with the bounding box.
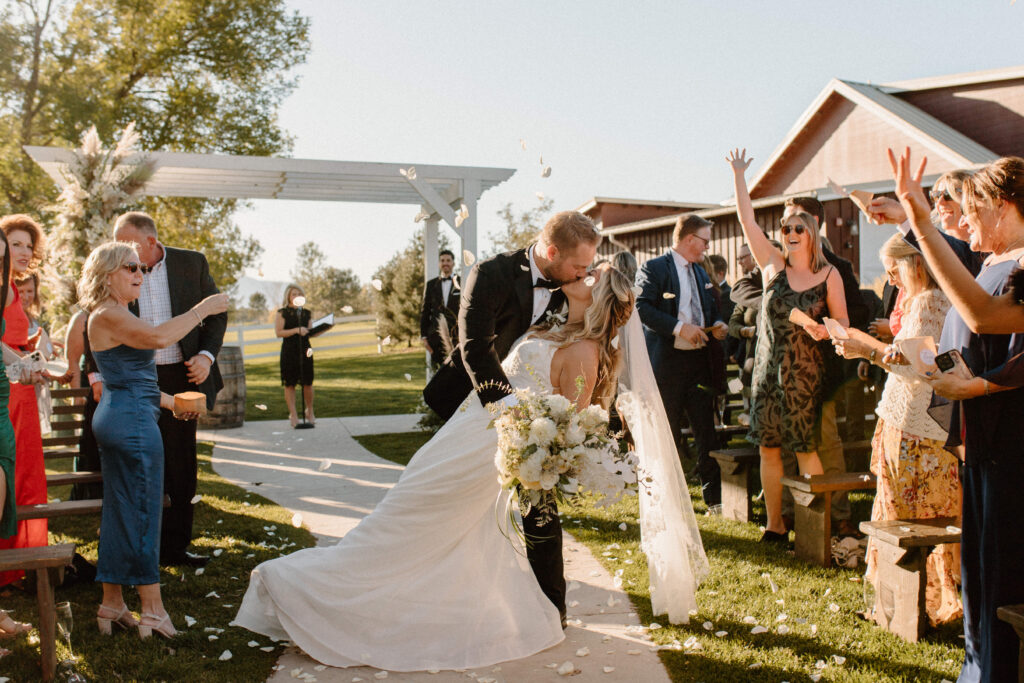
[781,225,806,236]
[123,262,153,274]
[929,189,954,202]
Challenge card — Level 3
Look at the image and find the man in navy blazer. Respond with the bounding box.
[636,214,728,507]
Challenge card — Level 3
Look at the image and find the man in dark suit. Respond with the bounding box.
[113,212,227,567]
[419,249,460,368]
[636,214,728,507]
[423,210,601,625]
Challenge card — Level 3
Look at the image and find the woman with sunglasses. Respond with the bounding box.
[728,149,848,544]
[0,215,51,587]
[890,149,1024,683]
[78,241,227,639]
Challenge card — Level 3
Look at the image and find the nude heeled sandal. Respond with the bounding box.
[96,604,138,635]
[138,612,177,640]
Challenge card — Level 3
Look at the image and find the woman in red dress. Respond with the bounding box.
[0,215,49,586]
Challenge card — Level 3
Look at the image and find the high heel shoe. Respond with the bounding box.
[138,612,177,640]
[96,604,138,635]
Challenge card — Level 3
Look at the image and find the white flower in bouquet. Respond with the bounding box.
[564,418,586,447]
[544,394,572,421]
[527,417,558,447]
[578,404,608,431]
[518,451,545,489]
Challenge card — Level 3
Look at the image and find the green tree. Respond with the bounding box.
[290,241,363,314]
[373,233,425,347]
[489,196,554,254]
[0,0,308,312]
[247,291,268,322]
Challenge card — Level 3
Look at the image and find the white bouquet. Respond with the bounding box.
[490,389,636,524]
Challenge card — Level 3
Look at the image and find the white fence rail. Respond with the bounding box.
[226,314,376,360]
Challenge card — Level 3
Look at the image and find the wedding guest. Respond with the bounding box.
[611,250,637,283]
[15,272,57,435]
[79,241,227,638]
[62,310,103,500]
[728,149,848,543]
[276,285,316,428]
[890,149,1024,683]
[0,215,50,585]
[419,249,460,368]
[113,212,227,568]
[736,243,756,276]
[636,214,728,507]
[831,234,960,625]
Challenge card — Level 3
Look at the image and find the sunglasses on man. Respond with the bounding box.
[123,262,153,274]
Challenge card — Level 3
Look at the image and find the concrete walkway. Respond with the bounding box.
[201,417,671,683]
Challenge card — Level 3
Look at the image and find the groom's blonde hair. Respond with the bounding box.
[542,211,601,252]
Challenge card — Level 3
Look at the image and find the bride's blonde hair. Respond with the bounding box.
[535,266,635,406]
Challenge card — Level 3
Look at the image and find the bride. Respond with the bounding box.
[233,265,708,671]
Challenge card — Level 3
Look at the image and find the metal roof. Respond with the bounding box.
[575,196,717,215]
[881,64,1024,92]
[23,147,515,205]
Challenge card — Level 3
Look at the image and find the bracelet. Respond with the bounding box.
[192,309,204,327]
[983,379,990,397]
[869,349,877,364]
[918,230,940,242]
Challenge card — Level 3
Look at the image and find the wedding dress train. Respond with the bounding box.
[233,337,565,671]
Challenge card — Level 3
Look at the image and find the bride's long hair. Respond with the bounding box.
[535,266,635,406]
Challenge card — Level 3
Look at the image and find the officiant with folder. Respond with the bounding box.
[419,249,460,368]
[276,284,332,428]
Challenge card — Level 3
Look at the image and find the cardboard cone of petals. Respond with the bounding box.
[174,391,207,417]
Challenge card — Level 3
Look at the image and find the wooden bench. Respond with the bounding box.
[997,604,1024,683]
[782,471,877,566]
[43,385,102,500]
[709,446,759,522]
[0,543,75,681]
[859,519,961,642]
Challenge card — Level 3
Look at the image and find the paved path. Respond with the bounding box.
[201,417,671,683]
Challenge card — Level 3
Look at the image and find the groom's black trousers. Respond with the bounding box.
[523,508,566,619]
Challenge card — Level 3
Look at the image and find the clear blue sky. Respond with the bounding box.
[235,0,1024,285]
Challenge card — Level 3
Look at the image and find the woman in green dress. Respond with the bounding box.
[728,149,849,544]
[0,229,31,638]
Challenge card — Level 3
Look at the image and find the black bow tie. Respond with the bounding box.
[534,278,561,291]
[440,276,452,282]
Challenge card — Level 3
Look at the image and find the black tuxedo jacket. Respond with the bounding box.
[422,246,565,419]
[419,274,461,339]
[635,251,722,373]
[129,246,227,410]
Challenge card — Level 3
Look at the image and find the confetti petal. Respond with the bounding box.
[631,285,642,296]
[583,276,596,287]
[536,191,545,200]
[618,522,627,531]
[829,602,841,612]
[715,630,728,637]
[195,567,204,576]
[318,459,331,471]
[292,513,303,528]
[541,165,552,178]
[341,305,354,314]
[213,549,223,557]
[703,621,713,631]
[248,640,260,647]
[743,616,757,624]
[662,292,676,299]
[777,624,790,635]
[750,625,768,634]
[219,650,233,661]
[371,279,383,291]
[519,139,527,151]
[190,494,203,504]
[382,335,392,345]
[255,404,268,411]
[184,616,196,627]
[403,373,412,381]
[463,250,476,266]
[306,348,314,358]
[603,667,615,674]
[374,673,388,680]
[261,646,275,652]
[557,661,575,676]
[575,647,590,657]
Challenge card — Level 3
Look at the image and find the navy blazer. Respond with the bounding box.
[636,251,721,373]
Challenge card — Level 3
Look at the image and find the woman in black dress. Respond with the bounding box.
[277,285,315,428]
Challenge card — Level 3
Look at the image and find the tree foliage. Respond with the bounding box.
[373,233,424,347]
[0,0,308,317]
[489,196,554,255]
[290,241,365,315]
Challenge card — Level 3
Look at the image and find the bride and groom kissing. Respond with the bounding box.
[233,211,707,672]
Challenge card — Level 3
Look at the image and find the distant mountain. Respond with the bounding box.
[232,275,288,308]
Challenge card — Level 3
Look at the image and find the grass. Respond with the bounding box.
[1,443,317,682]
[357,432,965,683]
[243,348,427,422]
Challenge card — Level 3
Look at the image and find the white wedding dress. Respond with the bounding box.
[233,337,566,671]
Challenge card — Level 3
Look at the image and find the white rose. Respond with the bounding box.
[544,394,572,421]
[518,453,544,488]
[579,404,609,431]
[528,417,558,447]
[564,420,586,446]
[539,469,560,490]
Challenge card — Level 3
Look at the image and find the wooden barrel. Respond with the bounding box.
[199,346,246,429]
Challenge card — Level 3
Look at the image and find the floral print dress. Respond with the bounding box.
[748,267,831,452]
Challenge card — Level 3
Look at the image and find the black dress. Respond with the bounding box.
[279,307,314,387]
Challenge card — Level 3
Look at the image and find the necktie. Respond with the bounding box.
[686,264,702,326]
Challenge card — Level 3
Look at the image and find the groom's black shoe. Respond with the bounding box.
[161,551,210,567]
[561,614,568,630]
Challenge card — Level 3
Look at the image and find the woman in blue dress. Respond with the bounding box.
[890,149,1024,683]
[77,241,227,639]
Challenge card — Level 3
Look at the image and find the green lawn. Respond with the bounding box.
[243,348,428,421]
[358,432,965,683]
[1,444,318,682]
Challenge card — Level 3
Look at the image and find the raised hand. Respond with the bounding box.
[887,147,931,227]
[866,196,907,226]
[726,148,753,174]
[198,293,230,318]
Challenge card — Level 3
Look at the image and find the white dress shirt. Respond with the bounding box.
[137,243,215,366]
[669,248,701,335]
[440,276,453,307]
[528,245,554,324]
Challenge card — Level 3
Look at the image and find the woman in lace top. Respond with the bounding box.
[831,234,961,626]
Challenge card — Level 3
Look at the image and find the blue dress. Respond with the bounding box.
[937,256,1024,683]
[92,345,163,585]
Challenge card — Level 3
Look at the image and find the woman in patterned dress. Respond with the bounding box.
[728,149,848,544]
[831,233,961,625]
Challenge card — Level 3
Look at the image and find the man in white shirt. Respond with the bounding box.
[113,212,227,567]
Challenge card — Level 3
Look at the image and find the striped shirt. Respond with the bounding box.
[137,244,183,365]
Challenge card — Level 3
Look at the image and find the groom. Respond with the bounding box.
[423,210,601,625]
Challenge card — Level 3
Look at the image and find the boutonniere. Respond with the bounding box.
[704,282,713,289]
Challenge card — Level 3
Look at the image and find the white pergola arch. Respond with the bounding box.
[24,146,516,281]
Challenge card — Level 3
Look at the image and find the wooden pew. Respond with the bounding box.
[859,519,961,642]
[709,446,759,522]
[782,471,876,566]
[0,543,75,681]
[997,604,1024,683]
